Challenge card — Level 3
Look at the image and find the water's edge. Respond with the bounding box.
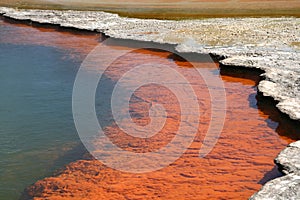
[1,7,299,121]
[0,9,299,199]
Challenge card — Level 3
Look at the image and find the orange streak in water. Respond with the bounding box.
[3,19,298,200]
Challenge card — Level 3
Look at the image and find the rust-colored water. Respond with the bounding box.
[1,18,299,200]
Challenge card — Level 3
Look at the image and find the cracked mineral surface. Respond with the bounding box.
[0,7,299,120]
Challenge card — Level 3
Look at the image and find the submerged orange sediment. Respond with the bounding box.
[0,18,101,57]
[2,19,299,200]
[25,59,295,199]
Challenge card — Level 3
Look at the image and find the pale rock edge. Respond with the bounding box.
[250,141,300,200]
[0,7,299,200]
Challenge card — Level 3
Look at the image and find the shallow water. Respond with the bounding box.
[0,44,79,199]
[0,18,299,200]
[0,19,100,199]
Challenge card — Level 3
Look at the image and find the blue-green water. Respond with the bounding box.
[0,37,86,199]
[1,18,300,200]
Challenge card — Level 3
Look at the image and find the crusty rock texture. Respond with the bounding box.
[249,173,300,200]
[0,7,299,121]
[250,141,300,200]
[0,7,299,200]
[275,141,300,175]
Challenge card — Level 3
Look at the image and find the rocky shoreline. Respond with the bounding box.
[250,141,300,200]
[0,7,299,121]
[0,7,299,199]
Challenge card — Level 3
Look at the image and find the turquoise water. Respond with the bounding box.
[1,18,300,200]
[0,37,86,199]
